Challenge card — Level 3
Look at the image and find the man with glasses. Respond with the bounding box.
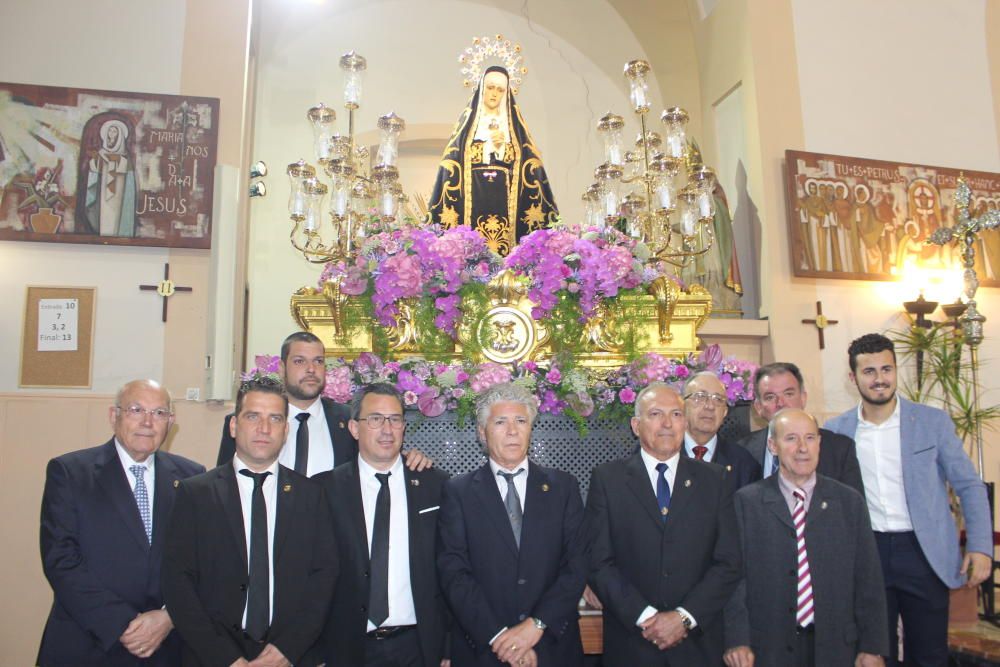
[163,377,336,666]
[316,383,450,667]
[38,379,204,666]
[737,362,864,495]
[217,331,432,476]
[681,372,761,490]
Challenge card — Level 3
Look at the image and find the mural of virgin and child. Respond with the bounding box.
[75,114,137,236]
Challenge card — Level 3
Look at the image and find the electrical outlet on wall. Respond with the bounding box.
[185,388,200,401]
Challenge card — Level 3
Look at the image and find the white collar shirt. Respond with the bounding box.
[854,399,912,531]
[490,457,529,512]
[639,447,680,497]
[281,398,335,476]
[358,454,416,630]
[233,456,279,627]
[115,439,156,510]
[684,432,718,462]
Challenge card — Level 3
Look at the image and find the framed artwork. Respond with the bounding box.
[0,82,219,249]
[783,149,1000,285]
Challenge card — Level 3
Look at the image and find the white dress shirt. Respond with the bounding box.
[634,448,697,628]
[234,456,278,627]
[683,433,718,462]
[280,398,335,477]
[490,457,529,512]
[854,399,912,531]
[115,439,155,509]
[358,454,416,630]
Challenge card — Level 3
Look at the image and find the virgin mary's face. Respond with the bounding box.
[482,71,507,112]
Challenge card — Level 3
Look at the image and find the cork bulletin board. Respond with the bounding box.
[20,286,96,388]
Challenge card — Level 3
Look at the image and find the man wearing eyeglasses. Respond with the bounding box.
[737,362,864,496]
[316,383,449,667]
[38,379,205,666]
[216,331,432,476]
[681,372,762,490]
[162,378,336,666]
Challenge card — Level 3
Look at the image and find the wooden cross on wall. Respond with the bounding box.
[802,300,838,350]
[139,263,193,322]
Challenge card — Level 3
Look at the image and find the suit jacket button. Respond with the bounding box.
[518,614,526,621]
[517,578,526,585]
[361,606,367,613]
[232,624,240,631]
[364,570,370,577]
[240,584,247,591]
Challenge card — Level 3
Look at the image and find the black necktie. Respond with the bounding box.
[369,472,391,628]
[239,469,271,641]
[294,413,310,475]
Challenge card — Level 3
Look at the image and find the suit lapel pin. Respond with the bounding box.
[411,479,420,487]
[725,465,732,472]
[821,501,828,510]
[541,483,550,492]
[339,421,345,428]
[684,479,691,487]
[173,479,179,488]
[283,484,292,493]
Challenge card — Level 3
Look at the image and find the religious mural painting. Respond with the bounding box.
[0,82,219,249]
[783,149,1000,286]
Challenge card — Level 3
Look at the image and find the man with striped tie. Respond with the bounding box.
[723,408,887,667]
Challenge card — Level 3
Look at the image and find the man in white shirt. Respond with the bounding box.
[826,333,992,666]
[438,382,587,666]
[38,379,204,666]
[317,384,450,667]
[216,331,431,475]
[587,382,740,666]
[163,377,336,667]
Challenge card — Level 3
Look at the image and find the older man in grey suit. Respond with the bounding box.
[826,333,992,666]
[724,409,887,667]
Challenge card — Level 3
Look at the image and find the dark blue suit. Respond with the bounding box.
[38,439,204,666]
[437,461,587,666]
[683,436,762,490]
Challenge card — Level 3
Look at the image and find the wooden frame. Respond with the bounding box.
[20,286,97,388]
[783,149,1000,285]
[0,82,219,249]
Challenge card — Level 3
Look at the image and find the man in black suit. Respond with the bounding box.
[316,383,449,666]
[438,382,587,666]
[681,372,762,489]
[216,331,430,475]
[163,378,336,666]
[38,379,204,666]
[723,409,887,667]
[587,382,741,666]
[737,362,864,495]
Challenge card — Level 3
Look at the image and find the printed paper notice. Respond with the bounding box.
[38,299,79,351]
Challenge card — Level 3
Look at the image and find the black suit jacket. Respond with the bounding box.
[316,461,449,666]
[587,453,741,667]
[725,475,888,665]
[682,436,762,490]
[38,439,204,667]
[438,461,587,666]
[216,397,357,472]
[738,428,865,497]
[161,464,337,666]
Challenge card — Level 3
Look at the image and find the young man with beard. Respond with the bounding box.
[217,332,430,475]
[825,333,991,666]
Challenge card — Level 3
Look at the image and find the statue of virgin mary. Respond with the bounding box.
[428,64,557,256]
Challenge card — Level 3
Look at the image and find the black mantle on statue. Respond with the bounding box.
[402,401,752,500]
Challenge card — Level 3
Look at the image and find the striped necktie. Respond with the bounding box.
[793,488,814,627]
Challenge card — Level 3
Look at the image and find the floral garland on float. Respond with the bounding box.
[244,344,756,434]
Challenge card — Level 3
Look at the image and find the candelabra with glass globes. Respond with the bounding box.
[286,51,411,263]
[583,59,716,268]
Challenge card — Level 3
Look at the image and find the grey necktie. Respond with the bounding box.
[498,469,525,548]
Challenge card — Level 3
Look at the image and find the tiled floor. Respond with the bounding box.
[950,621,1000,665]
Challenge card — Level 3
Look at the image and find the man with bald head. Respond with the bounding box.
[38,379,205,666]
[723,409,886,667]
[682,372,761,489]
[587,382,740,666]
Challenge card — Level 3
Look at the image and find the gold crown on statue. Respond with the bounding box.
[458,34,528,95]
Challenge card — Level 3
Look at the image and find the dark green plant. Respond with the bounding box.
[889,317,1000,444]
